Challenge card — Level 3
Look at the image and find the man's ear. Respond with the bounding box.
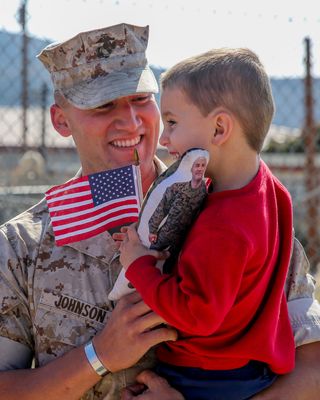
[209,108,234,146]
[50,104,72,137]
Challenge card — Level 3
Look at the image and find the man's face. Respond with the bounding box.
[159,87,212,160]
[191,157,207,182]
[52,93,160,179]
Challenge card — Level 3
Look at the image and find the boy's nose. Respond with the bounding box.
[159,129,169,146]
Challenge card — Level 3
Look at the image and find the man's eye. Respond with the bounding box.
[132,95,151,103]
[96,102,114,110]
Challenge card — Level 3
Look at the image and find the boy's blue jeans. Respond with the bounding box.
[155,360,277,400]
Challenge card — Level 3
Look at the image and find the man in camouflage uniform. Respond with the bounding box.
[0,23,320,400]
[0,23,179,400]
[148,157,207,272]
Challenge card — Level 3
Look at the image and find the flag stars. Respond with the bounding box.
[88,166,138,206]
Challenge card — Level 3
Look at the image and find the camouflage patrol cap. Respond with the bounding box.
[37,23,158,109]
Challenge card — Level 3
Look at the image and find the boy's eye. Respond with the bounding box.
[167,120,176,127]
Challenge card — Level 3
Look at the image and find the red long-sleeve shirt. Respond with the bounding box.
[126,161,295,374]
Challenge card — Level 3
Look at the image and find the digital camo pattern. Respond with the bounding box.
[285,237,316,300]
[37,23,158,109]
[38,23,149,85]
[0,157,167,399]
[148,180,207,273]
[0,198,156,399]
[148,181,207,251]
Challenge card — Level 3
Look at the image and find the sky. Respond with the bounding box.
[1,0,320,77]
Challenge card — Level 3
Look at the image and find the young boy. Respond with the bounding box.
[119,48,295,400]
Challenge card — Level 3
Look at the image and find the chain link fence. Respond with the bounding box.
[1,2,320,275]
[0,2,81,224]
[262,38,320,273]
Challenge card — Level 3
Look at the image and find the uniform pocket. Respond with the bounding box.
[34,290,111,348]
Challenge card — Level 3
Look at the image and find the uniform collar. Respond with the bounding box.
[66,231,119,264]
[74,157,167,178]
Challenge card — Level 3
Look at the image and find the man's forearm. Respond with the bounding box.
[0,343,100,400]
[0,292,177,400]
[252,341,320,400]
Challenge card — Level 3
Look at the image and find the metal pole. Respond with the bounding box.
[303,37,318,270]
[40,83,48,160]
[18,0,29,150]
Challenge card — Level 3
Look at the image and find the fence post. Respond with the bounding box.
[303,37,319,271]
[18,0,29,151]
[39,82,48,161]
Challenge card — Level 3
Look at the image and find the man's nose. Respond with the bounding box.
[114,103,142,131]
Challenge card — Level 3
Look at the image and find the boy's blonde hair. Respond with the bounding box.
[161,48,274,152]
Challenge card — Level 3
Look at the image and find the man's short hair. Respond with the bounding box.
[192,156,207,167]
[161,48,274,152]
[38,23,158,109]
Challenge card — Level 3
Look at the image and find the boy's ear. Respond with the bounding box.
[209,109,233,146]
[50,104,72,137]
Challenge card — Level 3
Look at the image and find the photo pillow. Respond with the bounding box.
[108,148,210,301]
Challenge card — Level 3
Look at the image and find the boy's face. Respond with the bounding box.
[159,87,213,160]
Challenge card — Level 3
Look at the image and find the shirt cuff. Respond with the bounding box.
[0,336,33,370]
[126,255,157,280]
[288,297,320,347]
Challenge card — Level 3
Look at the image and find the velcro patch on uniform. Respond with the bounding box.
[39,291,110,326]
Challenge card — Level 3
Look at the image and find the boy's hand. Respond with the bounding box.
[112,226,130,248]
[119,225,169,270]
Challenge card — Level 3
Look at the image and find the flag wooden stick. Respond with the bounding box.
[134,148,140,166]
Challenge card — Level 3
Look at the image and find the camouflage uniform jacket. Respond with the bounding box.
[0,159,320,400]
[0,158,166,400]
[148,181,207,250]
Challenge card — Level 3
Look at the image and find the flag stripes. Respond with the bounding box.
[46,165,141,246]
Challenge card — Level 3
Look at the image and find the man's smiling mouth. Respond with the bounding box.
[111,136,142,148]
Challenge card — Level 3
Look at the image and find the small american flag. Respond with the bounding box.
[46,165,142,246]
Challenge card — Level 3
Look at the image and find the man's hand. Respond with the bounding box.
[252,341,320,400]
[94,291,177,373]
[121,370,184,400]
